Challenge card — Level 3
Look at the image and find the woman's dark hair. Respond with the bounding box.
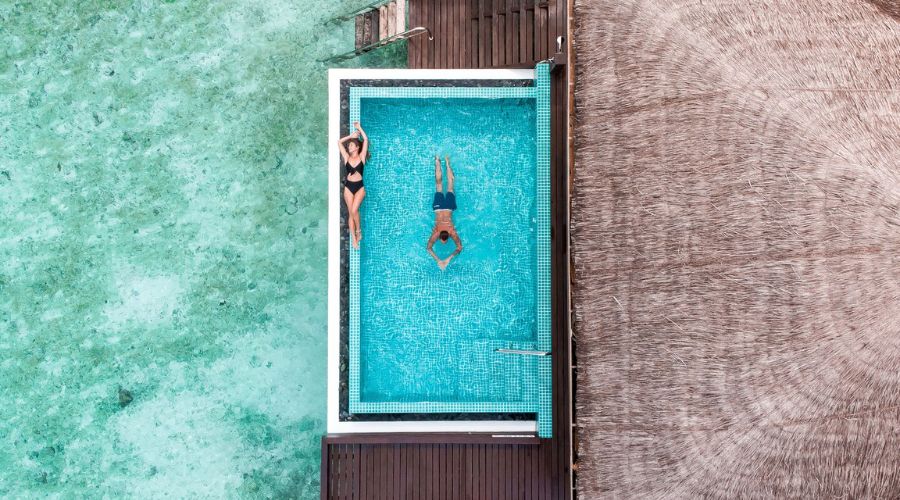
[349,137,370,161]
[439,231,450,242]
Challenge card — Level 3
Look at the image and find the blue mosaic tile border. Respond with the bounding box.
[351,86,536,99]
[347,69,553,437]
[352,401,538,414]
[535,63,553,438]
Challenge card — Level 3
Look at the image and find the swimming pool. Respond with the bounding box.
[329,67,551,437]
[356,95,537,408]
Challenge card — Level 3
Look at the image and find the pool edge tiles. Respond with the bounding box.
[350,86,536,99]
[347,95,361,408]
[535,63,553,438]
[347,74,553,437]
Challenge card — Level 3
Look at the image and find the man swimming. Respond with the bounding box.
[427,155,463,270]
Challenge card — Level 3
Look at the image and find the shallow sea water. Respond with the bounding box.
[357,97,539,404]
[0,1,403,497]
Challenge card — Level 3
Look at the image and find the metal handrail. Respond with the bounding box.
[496,348,551,356]
[320,26,433,64]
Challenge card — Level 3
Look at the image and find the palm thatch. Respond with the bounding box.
[571,1,900,497]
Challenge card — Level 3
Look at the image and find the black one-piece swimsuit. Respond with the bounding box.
[344,159,364,194]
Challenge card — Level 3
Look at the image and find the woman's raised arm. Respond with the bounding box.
[337,132,356,163]
[354,122,368,161]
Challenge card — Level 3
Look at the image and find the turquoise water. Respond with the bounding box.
[0,1,403,497]
[357,97,539,404]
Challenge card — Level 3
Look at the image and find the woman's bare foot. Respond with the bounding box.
[350,229,359,248]
[355,229,362,244]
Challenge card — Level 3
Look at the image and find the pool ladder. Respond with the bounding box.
[320,27,433,63]
[320,0,434,64]
[496,348,551,356]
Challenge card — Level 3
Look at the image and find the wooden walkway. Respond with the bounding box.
[408,0,568,68]
[322,1,571,498]
[322,434,563,499]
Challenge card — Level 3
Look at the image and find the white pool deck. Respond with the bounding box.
[327,68,538,435]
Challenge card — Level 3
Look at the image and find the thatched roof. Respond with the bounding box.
[571,1,900,497]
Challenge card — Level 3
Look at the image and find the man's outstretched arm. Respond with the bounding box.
[426,231,441,263]
[443,233,463,267]
[451,233,463,256]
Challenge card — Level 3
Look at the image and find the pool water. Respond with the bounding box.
[357,97,539,404]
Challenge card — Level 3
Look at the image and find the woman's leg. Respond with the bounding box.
[350,214,359,247]
[350,187,366,242]
[343,187,359,247]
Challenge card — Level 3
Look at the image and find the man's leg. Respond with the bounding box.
[434,155,443,193]
[445,156,455,193]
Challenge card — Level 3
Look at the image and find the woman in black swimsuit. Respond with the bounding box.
[337,121,369,248]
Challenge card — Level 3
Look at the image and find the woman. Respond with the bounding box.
[337,121,368,248]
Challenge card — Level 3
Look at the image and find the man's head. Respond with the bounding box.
[439,231,450,243]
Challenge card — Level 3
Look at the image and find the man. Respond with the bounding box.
[427,155,463,270]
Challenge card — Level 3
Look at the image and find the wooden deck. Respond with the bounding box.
[322,434,563,499]
[408,0,568,68]
[322,1,571,498]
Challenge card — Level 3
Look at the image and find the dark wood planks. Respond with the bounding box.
[409,0,419,68]
[323,426,570,497]
[409,0,565,68]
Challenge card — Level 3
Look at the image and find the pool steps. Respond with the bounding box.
[321,1,427,64]
[354,1,406,48]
